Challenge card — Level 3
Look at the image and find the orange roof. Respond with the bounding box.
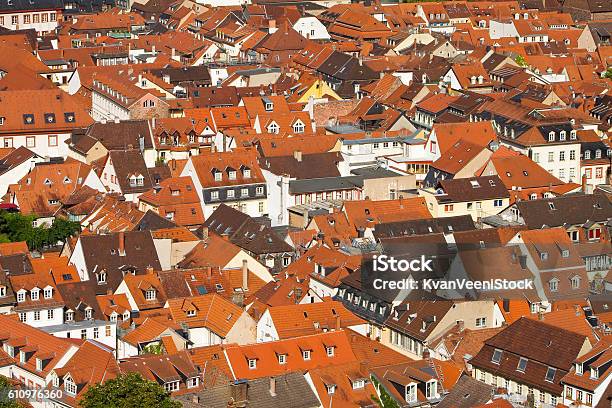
[432,121,497,153]
[526,308,598,344]
[121,272,166,311]
[496,299,531,324]
[343,198,432,230]
[167,294,245,337]
[122,317,176,346]
[0,241,28,256]
[225,330,358,379]
[267,300,365,339]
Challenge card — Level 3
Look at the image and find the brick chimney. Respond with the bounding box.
[118,231,126,256]
[294,150,302,162]
[242,260,248,291]
[335,315,341,330]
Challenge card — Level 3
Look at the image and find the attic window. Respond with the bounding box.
[545,367,556,382]
[186,309,196,317]
[540,252,548,261]
[489,180,495,186]
[517,357,528,372]
[470,180,480,188]
[0,117,5,125]
[522,171,528,176]
[302,349,311,360]
[23,114,34,125]
[64,112,75,123]
[45,113,56,124]
[548,202,555,210]
[248,358,257,369]
[145,289,156,300]
[491,349,502,364]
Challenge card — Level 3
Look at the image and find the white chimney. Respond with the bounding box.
[242,259,248,291]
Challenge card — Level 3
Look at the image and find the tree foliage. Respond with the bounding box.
[80,373,181,408]
[0,376,27,408]
[604,67,612,79]
[515,55,528,67]
[0,211,80,250]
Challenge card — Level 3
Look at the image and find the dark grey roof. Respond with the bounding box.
[0,0,62,11]
[77,120,153,151]
[289,175,364,194]
[373,215,476,239]
[134,210,176,231]
[175,373,320,408]
[516,193,612,228]
[436,375,494,408]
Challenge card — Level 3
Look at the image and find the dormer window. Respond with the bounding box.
[85,308,93,319]
[595,149,602,159]
[302,349,311,360]
[491,349,502,364]
[576,363,583,375]
[548,131,555,141]
[31,289,40,301]
[265,102,273,111]
[293,121,305,134]
[326,384,336,394]
[64,377,77,396]
[352,379,365,389]
[326,346,335,357]
[590,367,599,379]
[97,272,106,284]
[213,170,222,181]
[268,122,279,134]
[243,168,251,178]
[517,357,528,372]
[228,170,236,180]
[145,289,156,300]
[248,358,257,369]
[540,252,548,261]
[571,276,581,289]
[570,130,577,140]
[549,278,559,292]
[545,367,556,382]
[187,309,196,317]
[277,353,286,364]
[0,286,5,297]
[585,151,591,159]
[44,288,52,299]
[66,310,74,321]
[17,291,25,302]
[559,131,566,141]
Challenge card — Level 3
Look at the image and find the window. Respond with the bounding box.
[549,279,558,292]
[444,204,454,212]
[97,272,106,284]
[533,152,539,162]
[186,309,196,317]
[406,384,417,402]
[48,135,57,147]
[475,317,486,327]
[588,228,601,240]
[571,276,580,289]
[595,149,602,158]
[23,14,30,24]
[327,384,336,394]
[548,132,555,141]
[570,150,576,160]
[214,171,222,181]
[596,167,603,178]
[248,359,257,369]
[278,354,286,364]
[41,13,48,23]
[33,14,39,23]
[11,16,18,25]
[491,349,502,364]
[0,286,4,297]
[241,188,248,197]
[31,289,39,301]
[164,381,178,392]
[227,190,235,199]
[540,251,548,260]
[25,136,35,148]
[66,311,74,321]
[243,169,251,178]
[559,151,565,161]
[326,346,334,357]
[293,122,305,133]
[106,325,111,337]
[85,308,93,319]
[559,131,566,141]
[352,379,365,389]
[493,199,503,207]
[517,357,528,372]
[19,313,26,322]
[211,191,219,200]
[48,309,54,320]
[585,151,591,159]
[17,292,25,302]
[145,289,156,300]
[568,230,578,242]
[585,168,592,179]
[426,381,436,399]
[256,186,264,195]
[93,327,99,339]
[282,257,290,267]
[559,169,565,179]
[258,201,264,213]
[65,379,77,395]
[34,311,40,321]
[228,170,236,180]
[548,152,554,162]
[544,367,556,382]
[268,123,279,134]
[187,378,198,388]
[302,350,311,360]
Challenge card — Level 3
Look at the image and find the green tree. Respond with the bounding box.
[515,55,528,67]
[0,212,80,250]
[604,67,612,79]
[80,373,181,408]
[142,343,163,355]
[0,376,26,408]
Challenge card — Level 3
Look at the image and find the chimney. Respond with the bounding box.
[335,315,341,330]
[582,174,588,193]
[201,226,208,240]
[242,260,248,291]
[206,266,212,280]
[146,266,154,274]
[294,150,302,162]
[118,232,126,256]
[269,377,276,397]
[538,310,545,320]
[268,19,277,34]
[422,349,431,359]
[171,158,176,170]
[191,395,199,404]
